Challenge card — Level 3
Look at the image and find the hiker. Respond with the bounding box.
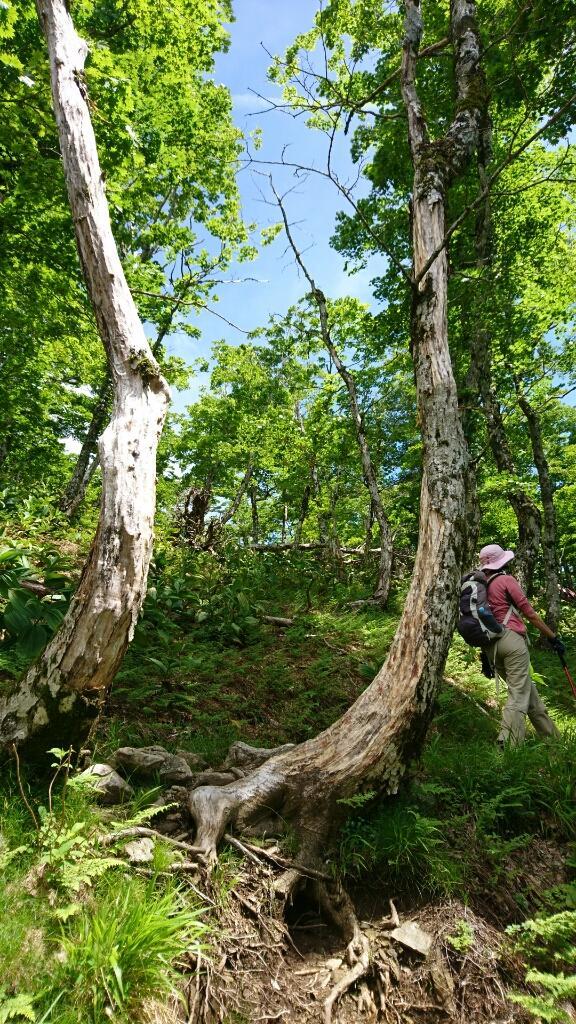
[478,544,563,746]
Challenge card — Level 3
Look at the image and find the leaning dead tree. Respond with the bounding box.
[273,186,395,606]
[188,0,485,896]
[180,464,253,550]
[0,0,169,757]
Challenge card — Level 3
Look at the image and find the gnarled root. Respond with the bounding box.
[187,754,288,871]
[313,879,372,1024]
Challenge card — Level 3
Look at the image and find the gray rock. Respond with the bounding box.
[112,745,170,777]
[158,755,194,785]
[175,749,208,770]
[77,764,134,805]
[390,922,433,957]
[123,837,155,864]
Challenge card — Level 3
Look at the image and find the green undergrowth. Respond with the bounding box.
[96,553,403,761]
[1,548,575,1021]
[0,768,208,1024]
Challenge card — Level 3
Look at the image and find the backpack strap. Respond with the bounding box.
[503,603,520,626]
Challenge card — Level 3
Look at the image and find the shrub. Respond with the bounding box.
[339,801,463,897]
[50,878,205,1024]
[507,910,576,1022]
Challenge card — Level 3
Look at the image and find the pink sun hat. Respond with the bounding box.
[479,544,515,571]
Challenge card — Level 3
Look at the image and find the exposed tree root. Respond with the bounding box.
[110,746,533,1021]
[314,881,371,1024]
[175,843,528,1024]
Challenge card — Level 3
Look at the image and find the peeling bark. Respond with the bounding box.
[60,307,177,517]
[0,0,169,757]
[188,0,485,869]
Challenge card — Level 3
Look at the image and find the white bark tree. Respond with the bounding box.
[0,0,169,758]
[187,0,487,872]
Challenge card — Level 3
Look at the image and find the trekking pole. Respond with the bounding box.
[557,651,576,701]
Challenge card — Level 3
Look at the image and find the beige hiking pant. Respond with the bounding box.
[487,629,560,746]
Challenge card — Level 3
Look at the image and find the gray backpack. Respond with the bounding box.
[457,571,511,647]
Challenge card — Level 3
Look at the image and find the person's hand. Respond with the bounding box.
[550,635,566,656]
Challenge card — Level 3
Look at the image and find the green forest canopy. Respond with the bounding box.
[0,0,575,1021]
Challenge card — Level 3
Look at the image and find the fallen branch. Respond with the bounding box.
[100,825,197,855]
[249,542,386,554]
[224,833,269,869]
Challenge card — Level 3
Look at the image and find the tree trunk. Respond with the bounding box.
[463,121,542,592]
[59,306,178,517]
[59,375,111,515]
[460,121,492,571]
[203,463,253,548]
[516,389,561,630]
[292,482,311,548]
[188,0,484,870]
[275,194,394,605]
[475,331,541,592]
[313,289,393,603]
[249,485,260,544]
[0,0,169,758]
[182,485,212,547]
[0,433,10,473]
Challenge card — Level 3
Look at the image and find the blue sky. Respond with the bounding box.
[166,0,385,411]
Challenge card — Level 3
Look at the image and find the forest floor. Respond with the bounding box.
[1,558,575,1023]
[99,585,576,1023]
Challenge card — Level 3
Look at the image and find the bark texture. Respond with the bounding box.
[516,390,561,630]
[460,117,492,570]
[59,305,177,517]
[0,0,169,756]
[188,0,484,868]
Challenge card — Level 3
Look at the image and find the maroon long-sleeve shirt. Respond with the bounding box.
[486,573,536,635]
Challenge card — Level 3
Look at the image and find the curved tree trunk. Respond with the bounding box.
[274,193,394,605]
[475,334,542,592]
[516,389,561,631]
[0,0,169,758]
[460,121,492,571]
[188,0,484,870]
